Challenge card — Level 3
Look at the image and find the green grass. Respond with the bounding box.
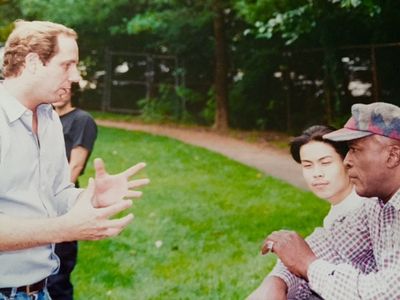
[89,111,141,122]
[73,126,329,300]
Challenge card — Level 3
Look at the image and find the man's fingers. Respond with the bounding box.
[100,214,134,238]
[78,177,95,203]
[86,177,95,194]
[124,191,143,198]
[123,162,146,178]
[88,214,134,240]
[260,230,289,255]
[261,239,275,255]
[127,178,150,189]
[84,177,96,203]
[94,158,107,178]
[268,230,293,241]
[98,199,132,218]
[106,213,134,229]
[261,230,303,255]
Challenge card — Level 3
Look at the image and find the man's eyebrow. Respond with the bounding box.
[318,155,332,161]
[300,159,312,163]
[62,59,78,64]
[301,155,332,163]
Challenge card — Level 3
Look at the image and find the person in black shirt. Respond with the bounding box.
[48,86,97,300]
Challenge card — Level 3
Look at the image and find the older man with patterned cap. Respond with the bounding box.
[260,102,400,299]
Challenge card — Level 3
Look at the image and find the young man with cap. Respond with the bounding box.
[260,102,400,299]
[0,20,149,300]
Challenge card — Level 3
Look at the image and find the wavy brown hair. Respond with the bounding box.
[3,20,77,78]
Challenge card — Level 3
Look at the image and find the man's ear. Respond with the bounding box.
[387,144,400,168]
[24,53,41,74]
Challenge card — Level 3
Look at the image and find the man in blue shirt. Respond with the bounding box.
[0,20,149,300]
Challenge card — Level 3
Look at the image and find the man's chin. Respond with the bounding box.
[52,100,65,107]
[354,185,368,197]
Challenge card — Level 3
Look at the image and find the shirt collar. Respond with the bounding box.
[37,103,55,120]
[0,83,54,123]
[388,188,400,211]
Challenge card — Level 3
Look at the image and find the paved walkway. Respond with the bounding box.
[96,120,308,190]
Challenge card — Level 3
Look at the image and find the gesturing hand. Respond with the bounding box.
[92,158,150,208]
[64,178,134,241]
[261,230,317,280]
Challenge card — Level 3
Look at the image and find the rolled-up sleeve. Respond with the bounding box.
[308,257,400,300]
[269,259,312,299]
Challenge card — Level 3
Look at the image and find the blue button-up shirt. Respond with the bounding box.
[0,84,81,287]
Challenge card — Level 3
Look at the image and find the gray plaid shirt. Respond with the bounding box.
[271,188,400,299]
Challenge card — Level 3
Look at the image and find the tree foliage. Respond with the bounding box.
[2,0,400,131]
[0,0,21,42]
[237,0,381,46]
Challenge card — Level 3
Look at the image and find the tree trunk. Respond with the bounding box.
[212,0,229,131]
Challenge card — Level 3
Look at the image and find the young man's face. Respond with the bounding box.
[36,34,81,103]
[344,135,388,199]
[300,141,350,204]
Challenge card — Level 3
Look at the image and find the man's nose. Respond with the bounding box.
[69,65,82,82]
[343,152,352,169]
[313,166,324,178]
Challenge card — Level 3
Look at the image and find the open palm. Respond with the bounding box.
[92,158,149,208]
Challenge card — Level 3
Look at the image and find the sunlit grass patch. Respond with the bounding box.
[73,126,328,299]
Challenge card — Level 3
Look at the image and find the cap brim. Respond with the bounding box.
[323,128,373,142]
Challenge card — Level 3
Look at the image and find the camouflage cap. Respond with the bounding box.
[323,102,400,142]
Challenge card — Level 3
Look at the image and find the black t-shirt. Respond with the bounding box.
[60,108,97,177]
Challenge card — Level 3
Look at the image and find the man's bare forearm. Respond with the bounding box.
[0,214,67,250]
[0,180,134,251]
[246,276,288,300]
[69,146,89,183]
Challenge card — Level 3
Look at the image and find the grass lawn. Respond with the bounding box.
[73,126,329,299]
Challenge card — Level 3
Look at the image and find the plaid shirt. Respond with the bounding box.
[270,189,400,299]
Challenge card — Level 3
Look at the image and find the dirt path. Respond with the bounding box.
[96,120,308,190]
